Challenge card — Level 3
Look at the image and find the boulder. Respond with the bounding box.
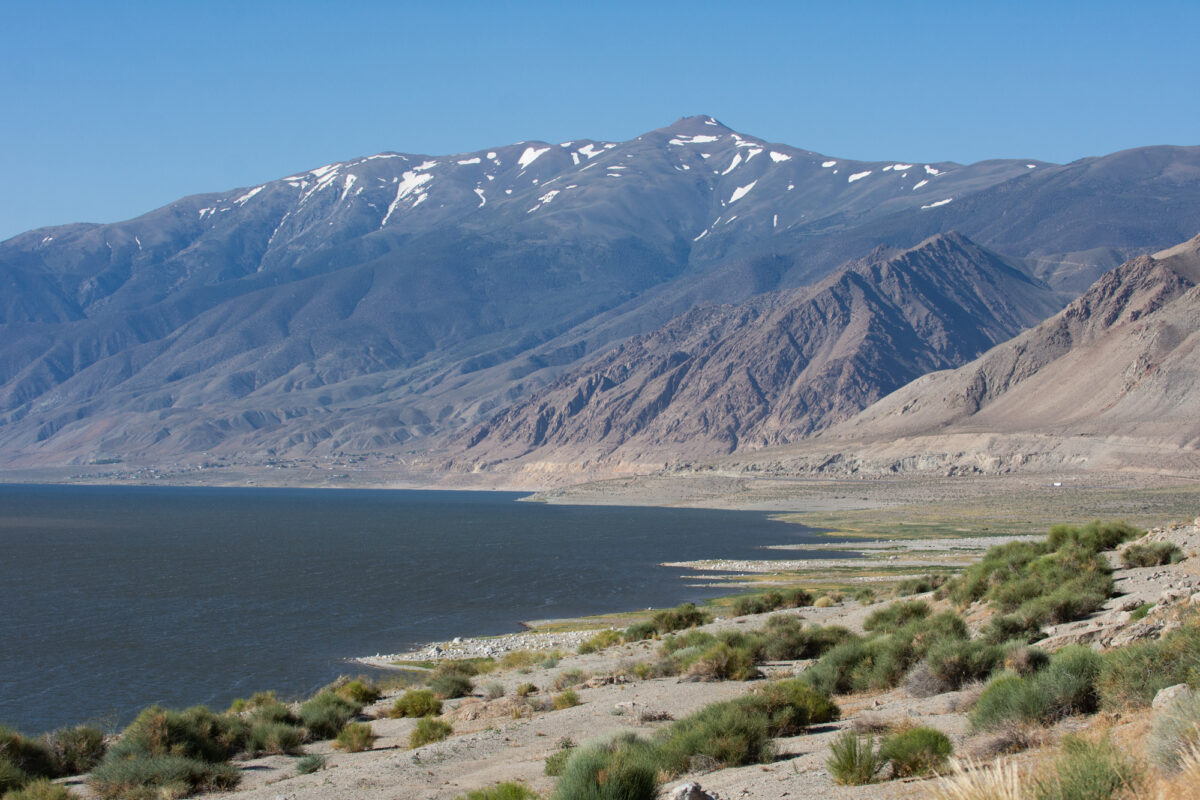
[668,783,718,800]
[1153,684,1193,710]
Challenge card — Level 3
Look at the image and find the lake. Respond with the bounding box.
[0,483,846,733]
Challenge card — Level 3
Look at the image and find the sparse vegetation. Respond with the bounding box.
[1031,735,1142,800]
[1121,541,1184,567]
[878,725,953,778]
[391,689,444,718]
[295,753,326,775]
[550,734,659,800]
[334,721,376,752]
[827,731,882,785]
[455,783,541,800]
[1,778,72,800]
[577,629,622,653]
[410,717,453,749]
[730,587,814,616]
[552,690,580,710]
[970,646,1102,730]
[1149,689,1200,773]
[429,672,474,700]
[299,690,361,738]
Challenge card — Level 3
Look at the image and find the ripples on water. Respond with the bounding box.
[0,484,848,733]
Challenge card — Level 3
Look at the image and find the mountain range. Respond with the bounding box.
[1,117,1198,472]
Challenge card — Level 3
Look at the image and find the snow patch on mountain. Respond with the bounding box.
[921,198,953,209]
[518,147,550,169]
[848,171,872,183]
[729,180,757,203]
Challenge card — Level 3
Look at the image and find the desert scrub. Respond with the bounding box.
[896,573,948,596]
[1121,541,1184,568]
[929,757,1026,800]
[515,682,538,697]
[970,646,1102,730]
[747,679,839,735]
[1149,688,1200,773]
[759,618,852,661]
[1,778,71,800]
[1096,619,1200,709]
[409,717,453,749]
[730,587,814,616]
[44,724,105,776]
[244,720,304,756]
[295,753,326,774]
[455,783,540,800]
[1031,735,1142,800]
[332,677,382,705]
[577,629,622,654]
[552,690,581,710]
[89,755,240,800]
[656,698,773,773]
[684,642,759,682]
[911,638,1005,696]
[333,721,376,753]
[544,738,576,776]
[550,733,660,800]
[0,728,55,790]
[105,705,246,763]
[428,672,474,700]
[298,691,361,739]
[227,691,279,713]
[878,726,952,778]
[552,668,586,690]
[826,731,882,785]
[651,603,708,634]
[391,689,443,718]
[863,599,931,632]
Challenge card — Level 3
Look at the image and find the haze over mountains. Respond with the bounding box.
[1,117,1198,473]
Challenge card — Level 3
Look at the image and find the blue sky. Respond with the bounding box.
[2,0,1197,240]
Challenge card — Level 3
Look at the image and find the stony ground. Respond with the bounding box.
[56,517,1191,800]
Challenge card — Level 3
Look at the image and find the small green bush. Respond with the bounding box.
[650,603,708,634]
[656,699,773,773]
[428,673,474,700]
[1148,689,1200,773]
[0,760,29,796]
[106,706,245,764]
[759,618,852,661]
[1121,541,1184,568]
[970,646,1102,730]
[0,728,55,783]
[552,691,581,710]
[896,574,948,596]
[863,600,931,632]
[1130,603,1152,621]
[295,753,326,774]
[550,734,659,800]
[748,680,839,736]
[244,720,304,755]
[455,783,541,800]
[623,620,659,642]
[44,724,106,776]
[228,691,278,713]
[1,777,71,800]
[1031,734,1142,800]
[578,629,623,654]
[553,669,585,691]
[826,731,882,785]
[391,689,443,718]
[515,683,537,698]
[1097,623,1200,710]
[684,642,759,682]
[298,691,361,739]
[334,678,382,705]
[88,754,240,799]
[334,722,376,753]
[544,739,576,776]
[922,638,1005,693]
[878,726,952,777]
[409,717,453,749]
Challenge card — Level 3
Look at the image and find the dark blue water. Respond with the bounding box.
[0,484,846,733]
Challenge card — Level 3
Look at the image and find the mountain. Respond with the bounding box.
[0,117,1197,468]
[452,233,1059,472]
[719,233,1200,477]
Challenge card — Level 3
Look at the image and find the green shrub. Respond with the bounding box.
[106,706,245,764]
[1004,645,1050,676]
[515,683,537,698]
[922,638,1005,693]
[1148,689,1200,773]
[391,689,443,718]
[244,721,304,755]
[826,731,882,786]
[552,691,581,710]
[245,699,296,726]
[896,574,948,596]
[334,722,376,753]
[852,588,876,605]
[0,759,29,796]
[456,783,541,800]
[1,778,71,800]
[684,642,759,682]
[295,753,326,774]
[550,734,659,800]
[970,646,1102,730]
[0,727,55,783]
[656,699,772,773]
[578,629,623,654]
[44,725,106,776]
[89,754,240,799]
[863,600,931,632]
[799,638,869,696]
[1130,603,1152,621]
[1098,623,1200,710]
[748,680,839,735]
[298,691,361,739]
[409,717,453,749]
[878,726,952,777]
[623,620,659,642]
[1122,541,1184,568]
[731,588,813,616]
[428,673,474,700]
[1032,735,1142,800]
[334,678,382,705]
[650,603,708,634]
[759,618,851,661]
[544,739,576,776]
[228,690,279,713]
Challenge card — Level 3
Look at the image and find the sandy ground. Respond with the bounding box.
[71,518,1182,800]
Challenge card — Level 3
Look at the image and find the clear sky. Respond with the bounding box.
[2,0,1197,241]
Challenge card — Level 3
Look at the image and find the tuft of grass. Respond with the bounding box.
[656,699,773,774]
[483,682,505,700]
[878,725,953,778]
[298,691,361,739]
[553,669,586,691]
[391,689,443,718]
[428,673,474,700]
[863,599,931,632]
[244,720,304,756]
[1129,603,1153,621]
[684,642,758,682]
[333,721,376,753]
[929,757,1026,800]
[1097,621,1200,710]
[826,731,882,786]
[577,629,622,654]
[544,738,576,776]
[295,753,326,775]
[333,678,382,705]
[747,679,839,736]
[0,727,55,787]
[552,691,581,710]
[0,778,71,800]
[550,733,659,800]
[409,717,453,749]
[88,754,240,799]
[1031,735,1142,800]
[515,683,537,698]
[970,646,1102,731]
[43,725,106,776]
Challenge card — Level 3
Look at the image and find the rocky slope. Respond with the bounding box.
[453,233,1059,471]
[2,118,1198,468]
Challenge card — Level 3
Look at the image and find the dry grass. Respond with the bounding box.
[1153,742,1200,800]
[930,757,1026,800]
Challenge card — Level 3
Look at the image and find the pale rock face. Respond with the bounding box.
[669,783,719,800]
[1152,683,1193,711]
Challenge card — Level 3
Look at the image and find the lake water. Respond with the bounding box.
[0,484,847,733]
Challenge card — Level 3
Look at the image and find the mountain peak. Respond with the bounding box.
[658,115,732,136]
